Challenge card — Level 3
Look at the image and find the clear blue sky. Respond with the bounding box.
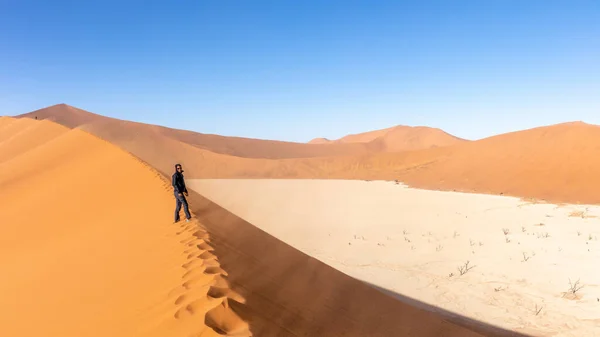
[1,1,599,142]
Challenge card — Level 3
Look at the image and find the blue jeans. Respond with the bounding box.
[174,191,191,222]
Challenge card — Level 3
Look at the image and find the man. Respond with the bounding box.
[172,163,191,223]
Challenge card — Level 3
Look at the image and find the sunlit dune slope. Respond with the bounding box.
[17,104,376,159]
[309,125,467,152]
[0,117,249,337]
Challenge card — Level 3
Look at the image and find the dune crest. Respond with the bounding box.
[16,104,600,205]
[0,117,250,337]
[17,104,377,159]
[310,125,467,152]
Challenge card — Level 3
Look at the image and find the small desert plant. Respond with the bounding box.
[479,241,484,246]
[568,278,584,295]
[403,229,409,235]
[536,232,551,239]
[469,239,475,247]
[522,252,530,262]
[494,286,504,292]
[522,226,527,233]
[589,234,593,241]
[505,237,511,243]
[577,231,582,236]
[502,228,510,235]
[457,260,475,276]
[453,231,460,238]
[436,244,443,252]
[534,304,543,316]
[404,237,411,243]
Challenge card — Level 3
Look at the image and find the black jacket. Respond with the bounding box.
[172,171,188,194]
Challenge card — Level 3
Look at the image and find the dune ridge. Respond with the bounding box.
[15,104,600,205]
[309,124,467,152]
[0,117,250,337]
[17,104,378,159]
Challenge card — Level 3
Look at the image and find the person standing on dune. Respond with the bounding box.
[172,163,192,223]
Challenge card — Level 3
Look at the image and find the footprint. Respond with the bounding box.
[183,259,205,270]
[205,266,228,276]
[183,273,215,289]
[205,300,251,336]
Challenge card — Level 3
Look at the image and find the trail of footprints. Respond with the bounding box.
[171,219,251,336]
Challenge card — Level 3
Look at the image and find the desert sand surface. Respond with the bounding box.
[189,179,600,337]
[309,125,467,152]
[0,117,250,337]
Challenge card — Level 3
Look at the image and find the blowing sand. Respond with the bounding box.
[0,117,250,337]
[189,179,600,337]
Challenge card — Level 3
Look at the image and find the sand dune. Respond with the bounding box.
[0,117,249,337]
[17,104,376,159]
[309,125,467,152]
[190,179,600,337]
[1,115,527,336]
[16,105,600,205]
[187,121,600,206]
[184,184,525,337]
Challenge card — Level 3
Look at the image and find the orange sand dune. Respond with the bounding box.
[246,121,600,205]
[16,105,600,205]
[309,125,467,152]
[141,120,600,205]
[0,117,249,337]
[17,104,376,159]
[177,121,600,206]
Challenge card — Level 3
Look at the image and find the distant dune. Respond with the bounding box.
[0,117,249,337]
[304,121,600,204]
[309,125,467,152]
[307,137,332,144]
[15,104,600,205]
[17,104,377,159]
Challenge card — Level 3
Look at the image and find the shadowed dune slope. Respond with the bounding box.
[309,125,467,152]
[17,104,376,159]
[0,117,249,337]
[186,189,527,337]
